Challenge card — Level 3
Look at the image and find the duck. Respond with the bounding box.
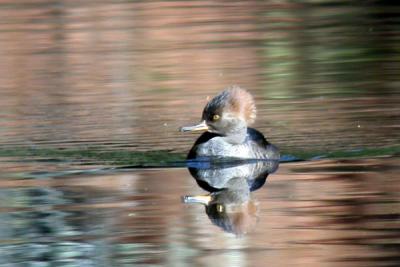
[180,86,279,160]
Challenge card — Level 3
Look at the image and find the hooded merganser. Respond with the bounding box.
[180,86,279,160]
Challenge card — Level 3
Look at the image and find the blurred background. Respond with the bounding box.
[0,0,399,156]
[0,1,400,267]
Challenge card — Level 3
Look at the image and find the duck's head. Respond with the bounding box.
[180,86,256,136]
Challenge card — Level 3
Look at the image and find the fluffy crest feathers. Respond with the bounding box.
[204,85,257,124]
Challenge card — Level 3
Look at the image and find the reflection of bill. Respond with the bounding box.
[182,159,279,236]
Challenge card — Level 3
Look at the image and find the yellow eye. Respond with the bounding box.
[216,204,224,213]
[212,114,220,121]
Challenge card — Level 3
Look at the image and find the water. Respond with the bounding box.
[0,1,399,266]
[0,1,399,153]
[0,157,399,266]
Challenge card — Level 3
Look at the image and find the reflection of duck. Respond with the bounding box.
[180,86,279,160]
[184,177,257,236]
[188,159,278,192]
[183,160,279,236]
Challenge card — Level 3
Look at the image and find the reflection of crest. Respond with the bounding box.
[182,159,279,236]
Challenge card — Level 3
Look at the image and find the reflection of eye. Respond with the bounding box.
[212,114,220,121]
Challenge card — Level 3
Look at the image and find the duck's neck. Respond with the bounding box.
[222,126,247,145]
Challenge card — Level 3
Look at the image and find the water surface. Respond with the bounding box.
[0,1,398,155]
[0,157,399,266]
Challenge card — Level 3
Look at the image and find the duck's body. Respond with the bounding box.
[181,86,279,160]
[188,127,278,160]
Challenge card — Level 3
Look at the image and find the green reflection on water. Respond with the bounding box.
[0,146,399,165]
[281,146,400,161]
[0,147,185,166]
